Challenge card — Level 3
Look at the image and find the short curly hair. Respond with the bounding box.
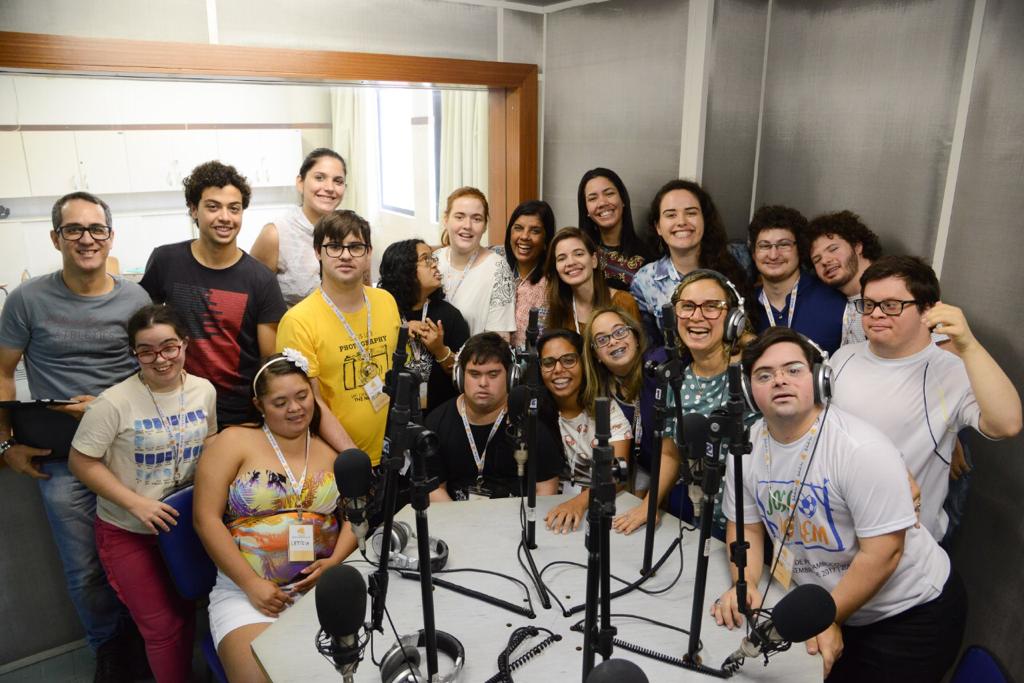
[378,239,446,312]
[183,161,251,210]
[805,210,882,261]
[748,205,809,261]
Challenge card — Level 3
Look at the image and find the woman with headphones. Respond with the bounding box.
[612,269,756,540]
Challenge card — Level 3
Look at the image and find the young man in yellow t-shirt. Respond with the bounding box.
[277,210,401,465]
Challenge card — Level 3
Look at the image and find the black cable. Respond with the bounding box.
[483,626,562,683]
[569,614,704,670]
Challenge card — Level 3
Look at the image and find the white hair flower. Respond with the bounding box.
[281,347,311,374]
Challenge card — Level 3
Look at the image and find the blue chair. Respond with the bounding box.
[157,485,228,683]
[950,645,1016,683]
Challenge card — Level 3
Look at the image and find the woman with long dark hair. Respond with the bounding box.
[577,167,653,290]
[544,227,641,338]
[630,179,749,340]
[503,200,555,348]
[378,239,470,414]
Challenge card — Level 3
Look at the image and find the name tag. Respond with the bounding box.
[772,544,795,590]
[364,375,389,412]
[288,524,315,563]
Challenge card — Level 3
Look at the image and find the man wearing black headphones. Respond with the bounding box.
[712,327,965,683]
[425,332,562,501]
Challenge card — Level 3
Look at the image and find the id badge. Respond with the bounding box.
[467,484,492,501]
[771,543,795,590]
[419,381,429,410]
[288,524,315,562]
[364,375,389,412]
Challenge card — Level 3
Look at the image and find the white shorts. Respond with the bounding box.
[208,571,281,649]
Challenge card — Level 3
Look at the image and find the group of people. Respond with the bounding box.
[0,153,1019,683]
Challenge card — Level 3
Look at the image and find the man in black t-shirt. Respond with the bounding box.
[141,161,286,425]
[426,333,561,501]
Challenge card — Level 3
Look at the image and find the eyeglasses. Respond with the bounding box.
[417,254,440,266]
[323,242,369,258]
[751,362,808,385]
[754,239,796,253]
[57,224,112,241]
[133,343,183,364]
[674,299,728,320]
[854,298,918,316]
[593,325,633,348]
[540,352,579,371]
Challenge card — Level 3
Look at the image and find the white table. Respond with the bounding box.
[252,493,821,682]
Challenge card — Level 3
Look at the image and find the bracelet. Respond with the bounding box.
[436,347,453,364]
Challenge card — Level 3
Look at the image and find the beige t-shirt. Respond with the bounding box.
[72,373,218,534]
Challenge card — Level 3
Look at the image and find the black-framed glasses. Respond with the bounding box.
[674,299,728,320]
[540,352,579,371]
[57,224,112,241]
[752,362,809,385]
[593,325,633,348]
[323,242,369,258]
[417,253,440,266]
[855,298,918,316]
[755,239,796,253]
[133,343,183,364]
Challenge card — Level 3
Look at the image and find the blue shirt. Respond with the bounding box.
[630,256,684,342]
[753,270,846,355]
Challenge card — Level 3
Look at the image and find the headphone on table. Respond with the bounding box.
[740,331,833,410]
[672,269,747,344]
[379,629,466,683]
[368,521,449,573]
[452,338,520,393]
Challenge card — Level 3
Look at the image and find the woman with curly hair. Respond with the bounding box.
[503,200,556,348]
[378,239,470,414]
[630,179,750,341]
[544,227,641,338]
[577,167,654,290]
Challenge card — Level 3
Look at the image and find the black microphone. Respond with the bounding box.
[315,564,367,682]
[722,584,836,670]
[335,449,373,552]
[526,307,540,350]
[681,412,710,462]
[659,303,677,352]
[585,658,649,683]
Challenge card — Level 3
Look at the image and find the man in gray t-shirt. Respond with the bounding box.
[0,191,150,679]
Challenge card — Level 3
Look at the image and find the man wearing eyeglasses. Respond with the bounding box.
[0,191,150,680]
[828,255,1021,542]
[748,205,847,354]
[276,210,399,466]
[141,161,287,426]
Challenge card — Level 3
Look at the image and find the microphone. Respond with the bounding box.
[722,584,836,670]
[585,658,649,683]
[315,564,367,682]
[507,385,530,477]
[526,307,540,351]
[335,449,373,551]
[679,412,710,503]
[659,303,677,352]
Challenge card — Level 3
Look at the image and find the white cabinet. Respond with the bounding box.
[216,129,303,187]
[124,130,219,193]
[74,131,131,195]
[0,132,31,198]
[22,131,81,197]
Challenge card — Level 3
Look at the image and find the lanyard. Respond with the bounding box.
[762,412,821,544]
[615,394,643,462]
[759,279,799,329]
[445,248,481,300]
[320,288,376,377]
[406,301,430,363]
[457,396,506,475]
[571,297,583,334]
[842,298,860,345]
[262,424,310,520]
[141,373,187,483]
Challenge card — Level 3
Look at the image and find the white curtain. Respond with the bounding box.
[331,86,378,226]
[439,89,489,216]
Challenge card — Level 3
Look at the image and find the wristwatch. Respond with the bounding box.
[0,438,16,456]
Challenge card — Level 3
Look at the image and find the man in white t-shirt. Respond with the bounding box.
[829,255,1021,542]
[712,327,966,682]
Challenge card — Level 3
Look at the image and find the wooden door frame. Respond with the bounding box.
[0,31,538,244]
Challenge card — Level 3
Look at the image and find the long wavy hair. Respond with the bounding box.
[577,168,652,260]
[544,227,614,331]
[581,306,647,411]
[378,238,445,313]
[503,200,556,285]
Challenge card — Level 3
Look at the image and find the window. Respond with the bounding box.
[376,88,438,218]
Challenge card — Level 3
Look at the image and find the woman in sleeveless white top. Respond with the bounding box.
[435,188,516,338]
[251,149,347,306]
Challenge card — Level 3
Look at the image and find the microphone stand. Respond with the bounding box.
[524,307,541,549]
[581,398,618,682]
[680,364,751,677]
[641,304,686,576]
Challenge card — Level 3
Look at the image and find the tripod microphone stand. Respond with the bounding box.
[524,307,541,549]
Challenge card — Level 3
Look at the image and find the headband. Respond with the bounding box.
[252,347,311,395]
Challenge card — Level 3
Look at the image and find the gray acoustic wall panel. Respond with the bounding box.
[502,9,544,68]
[944,0,1024,678]
[543,0,688,241]
[701,0,769,239]
[0,0,210,42]
[755,0,972,257]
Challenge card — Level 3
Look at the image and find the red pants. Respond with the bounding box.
[94,518,195,683]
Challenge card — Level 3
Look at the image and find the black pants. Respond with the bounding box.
[827,569,967,683]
